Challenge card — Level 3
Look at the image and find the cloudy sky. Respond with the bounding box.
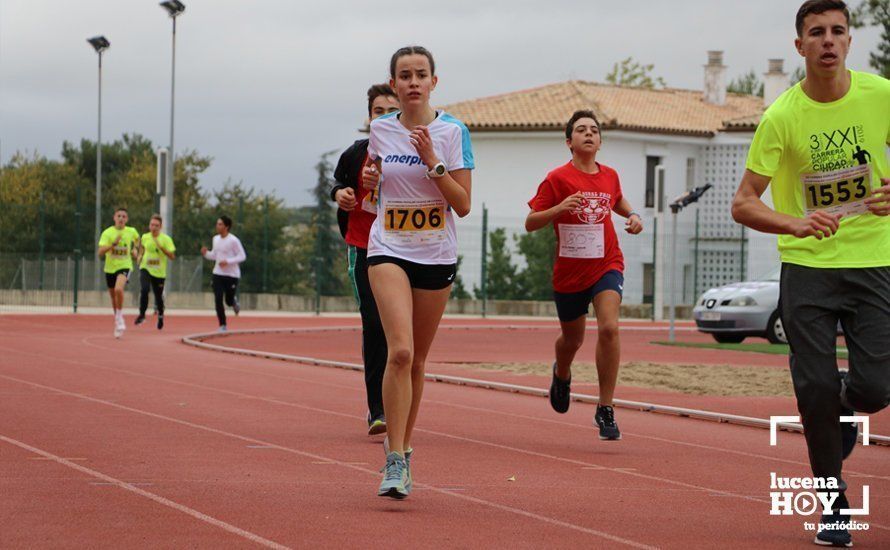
[0,0,882,206]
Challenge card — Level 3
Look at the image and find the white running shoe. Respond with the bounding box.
[114,327,122,339]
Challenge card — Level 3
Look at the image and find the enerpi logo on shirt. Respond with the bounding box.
[383,154,424,167]
[574,192,611,224]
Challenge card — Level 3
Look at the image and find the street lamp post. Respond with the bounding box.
[87,35,110,289]
[667,184,713,342]
[160,1,185,238]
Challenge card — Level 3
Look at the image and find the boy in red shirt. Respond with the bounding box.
[526,110,643,440]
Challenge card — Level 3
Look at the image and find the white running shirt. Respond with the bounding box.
[203,234,247,278]
[367,111,474,265]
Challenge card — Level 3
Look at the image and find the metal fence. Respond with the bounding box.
[0,203,780,314]
[458,204,780,315]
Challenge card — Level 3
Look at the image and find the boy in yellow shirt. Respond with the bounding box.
[135,214,176,330]
[97,207,140,338]
[732,1,890,546]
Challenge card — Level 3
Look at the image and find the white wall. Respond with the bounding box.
[459,130,720,306]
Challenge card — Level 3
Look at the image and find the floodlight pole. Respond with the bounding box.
[87,36,110,290]
[166,15,178,238]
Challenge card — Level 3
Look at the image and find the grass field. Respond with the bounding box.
[654,340,849,360]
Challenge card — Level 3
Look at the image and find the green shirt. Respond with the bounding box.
[99,226,140,274]
[746,70,890,268]
[139,232,176,278]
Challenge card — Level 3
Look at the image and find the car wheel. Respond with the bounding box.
[713,334,745,344]
[766,310,787,344]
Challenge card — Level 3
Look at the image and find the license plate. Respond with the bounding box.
[701,312,721,321]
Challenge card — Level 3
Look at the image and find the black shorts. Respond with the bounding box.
[105,269,130,289]
[367,255,456,291]
[553,269,624,322]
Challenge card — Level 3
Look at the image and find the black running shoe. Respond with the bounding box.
[367,413,386,436]
[549,362,571,413]
[594,405,621,440]
[815,513,853,547]
[134,316,146,326]
[157,315,164,330]
[839,371,858,460]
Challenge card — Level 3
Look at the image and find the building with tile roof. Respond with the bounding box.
[435,52,786,318]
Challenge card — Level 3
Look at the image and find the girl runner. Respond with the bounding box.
[366,46,474,499]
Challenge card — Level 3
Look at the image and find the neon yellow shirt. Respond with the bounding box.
[99,226,140,274]
[139,232,176,278]
[746,70,890,268]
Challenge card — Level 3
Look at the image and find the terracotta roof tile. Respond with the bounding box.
[442,80,763,136]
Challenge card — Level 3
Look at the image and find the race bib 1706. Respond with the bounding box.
[382,200,447,245]
[801,164,872,217]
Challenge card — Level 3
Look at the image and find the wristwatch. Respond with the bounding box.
[426,162,447,179]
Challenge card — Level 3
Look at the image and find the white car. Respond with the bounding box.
[692,267,786,344]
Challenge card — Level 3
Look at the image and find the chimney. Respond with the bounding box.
[763,58,789,107]
[703,50,727,106]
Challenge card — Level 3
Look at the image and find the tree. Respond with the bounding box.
[476,228,518,300]
[727,70,764,97]
[59,134,212,252]
[0,132,349,298]
[0,152,87,254]
[852,0,890,77]
[790,65,806,85]
[206,182,292,294]
[514,228,556,301]
[605,57,667,89]
[451,255,471,299]
[310,151,348,296]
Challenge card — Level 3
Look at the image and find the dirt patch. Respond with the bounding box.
[464,361,794,397]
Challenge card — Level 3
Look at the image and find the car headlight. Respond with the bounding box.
[728,296,757,306]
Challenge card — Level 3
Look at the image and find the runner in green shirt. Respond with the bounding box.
[732,1,890,546]
[135,214,176,330]
[97,207,140,339]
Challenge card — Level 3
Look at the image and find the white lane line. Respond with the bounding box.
[0,373,654,549]
[0,345,854,503]
[0,350,772,505]
[8,340,890,492]
[82,335,890,481]
[0,434,290,550]
[179,329,890,446]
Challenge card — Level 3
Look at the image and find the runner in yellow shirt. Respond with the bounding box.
[97,207,140,338]
[731,1,890,546]
[135,214,176,330]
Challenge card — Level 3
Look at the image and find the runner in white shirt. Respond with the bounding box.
[200,215,247,331]
[363,46,474,499]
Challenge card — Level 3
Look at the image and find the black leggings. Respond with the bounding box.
[348,246,387,419]
[212,274,239,326]
[139,269,166,316]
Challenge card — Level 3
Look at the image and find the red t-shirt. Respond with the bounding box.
[345,154,378,249]
[527,161,625,293]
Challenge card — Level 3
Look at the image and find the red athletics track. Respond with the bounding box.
[0,314,887,549]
